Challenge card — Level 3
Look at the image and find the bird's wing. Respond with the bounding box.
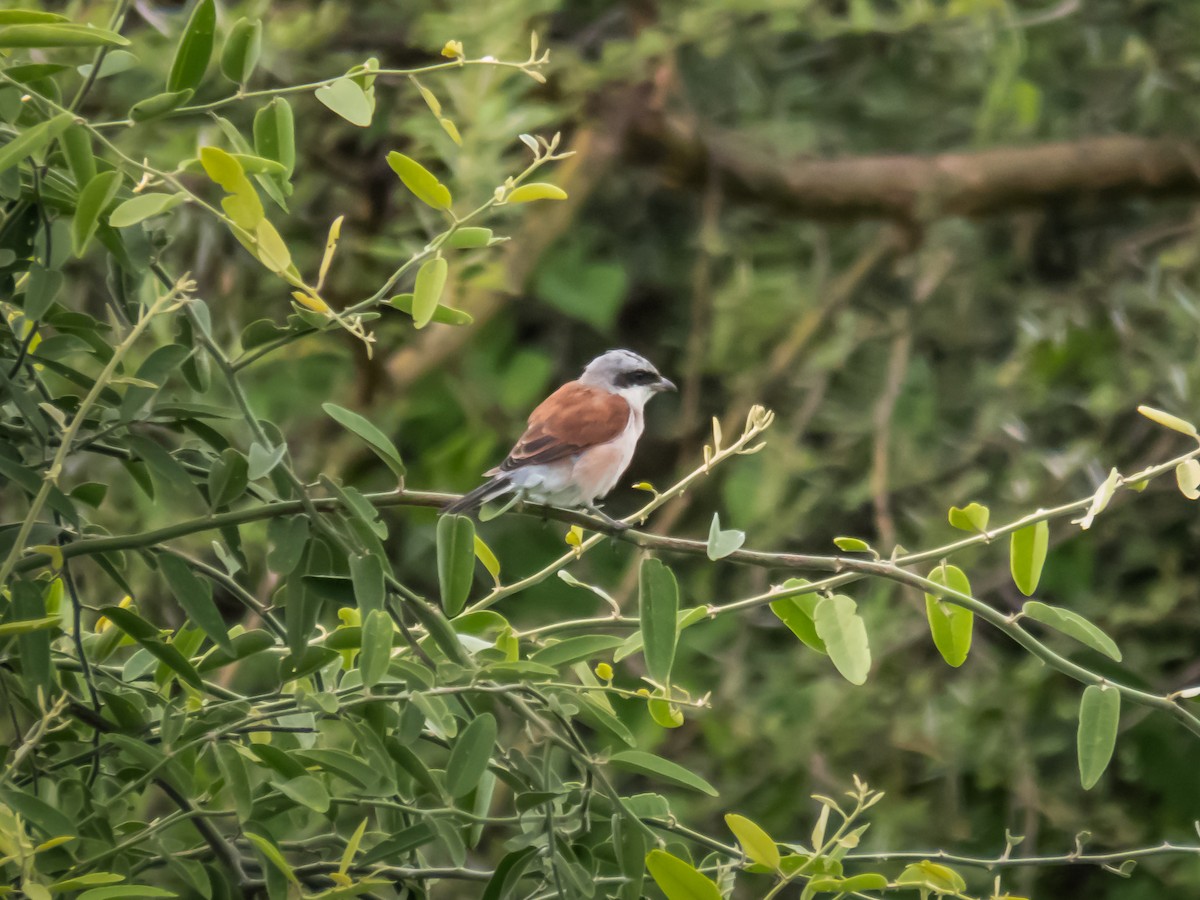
[496,382,630,471]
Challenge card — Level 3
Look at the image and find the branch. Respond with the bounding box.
[632,111,1200,223]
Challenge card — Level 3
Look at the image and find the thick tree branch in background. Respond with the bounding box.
[632,112,1200,222]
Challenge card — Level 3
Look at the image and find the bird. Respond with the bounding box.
[444,349,676,527]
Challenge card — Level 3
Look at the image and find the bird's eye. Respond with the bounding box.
[633,370,656,384]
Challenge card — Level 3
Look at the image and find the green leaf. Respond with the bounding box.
[0,112,73,176]
[316,77,373,127]
[896,861,967,892]
[158,553,232,655]
[0,12,68,25]
[770,581,826,654]
[12,581,51,694]
[832,536,870,552]
[1079,684,1120,789]
[128,89,194,122]
[109,191,186,228]
[445,713,497,799]
[76,888,176,900]
[725,813,780,870]
[507,182,568,203]
[608,750,718,796]
[359,608,393,688]
[387,292,473,326]
[1022,601,1121,661]
[267,515,309,575]
[358,822,437,866]
[275,774,330,813]
[412,257,449,330]
[530,635,624,668]
[639,558,679,687]
[23,265,63,321]
[349,552,385,615]
[706,512,745,560]
[197,629,274,673]
[645,849,723,900]
[322,402,406,480]
[245,832,299,885]
[839,874,890,891]
[813,594,871,685]
[220,17,262,84]
[0,24,130,48]
[60,123,95,186]
[207,447,249,509]
[98,606,203,689]
[247,441,287,480]
[254,98,295,177]
[924,563,974,667]
[1010,521,1049,595]
[214,743,252,820]
[47,874,124,892]
[0,615,58,637]
[386,151,452,210]
[1176,459,1200,500]
[166,0,215,92]
[445,227,494,249]
[72,170,123,256]
[1137,404,1197,436]
[948,501,990,532]
[437,513,476,616]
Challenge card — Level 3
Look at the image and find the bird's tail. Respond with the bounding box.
[443,474,514,515]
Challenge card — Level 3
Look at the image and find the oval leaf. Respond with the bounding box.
[0,113,73,175]
[639,558,679,687]
[166,0,215,93]
[387,292,473,326]
[1176,459,1200,500]
[386,151,452,210]
[507,182,568,203]
[359,608,393,688]
[1022,601,1121,661]
[1137,404,1197,436]
[315,77,373,127]
[72,170,123,256]
[1010,520,1049,596]
[254,97,295,176]
[220,17,262,85]
[437,513,475,616]
[412,257,449,330]
[645,849,722,900]
[445,713,497,799]
[1078,684,1120,790]
[608,750,717,796]
[725,813,780,871]
[158,553,232,655]
[813,594,871,685]
[0,24,130,48]
[109,192,186,228]
[321,402,406,480]
[924,563,974,667]
[948,501,989,533]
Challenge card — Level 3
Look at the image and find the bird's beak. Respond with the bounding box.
[654,376,677,393]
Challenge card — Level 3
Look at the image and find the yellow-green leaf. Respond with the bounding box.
[725,813,780,871]
[924,563,973,667]
[109,192,186,228]
[1176,459,1200,500]
[1010,520,1049,595]
[948,501,990,532]
[0,113,73,176]
[412,257,449,329]
[0,24,130,48]
[387,292,473,326]
[1022,601,1121,661]
[386,151,452,210]
[254,219,291,273]
[1137,404,1197,437]
[813,594,871,685]
[645,850,722,900]
[315,77,373,127]
[507,182,568,203]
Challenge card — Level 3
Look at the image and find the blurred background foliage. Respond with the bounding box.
[9,0,1200,896]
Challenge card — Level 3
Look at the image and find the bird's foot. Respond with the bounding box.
[585,504,631,532]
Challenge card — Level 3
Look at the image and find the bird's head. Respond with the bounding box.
[580,349,676,407]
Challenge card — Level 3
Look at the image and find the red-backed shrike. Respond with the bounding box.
[444,350,675,525]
